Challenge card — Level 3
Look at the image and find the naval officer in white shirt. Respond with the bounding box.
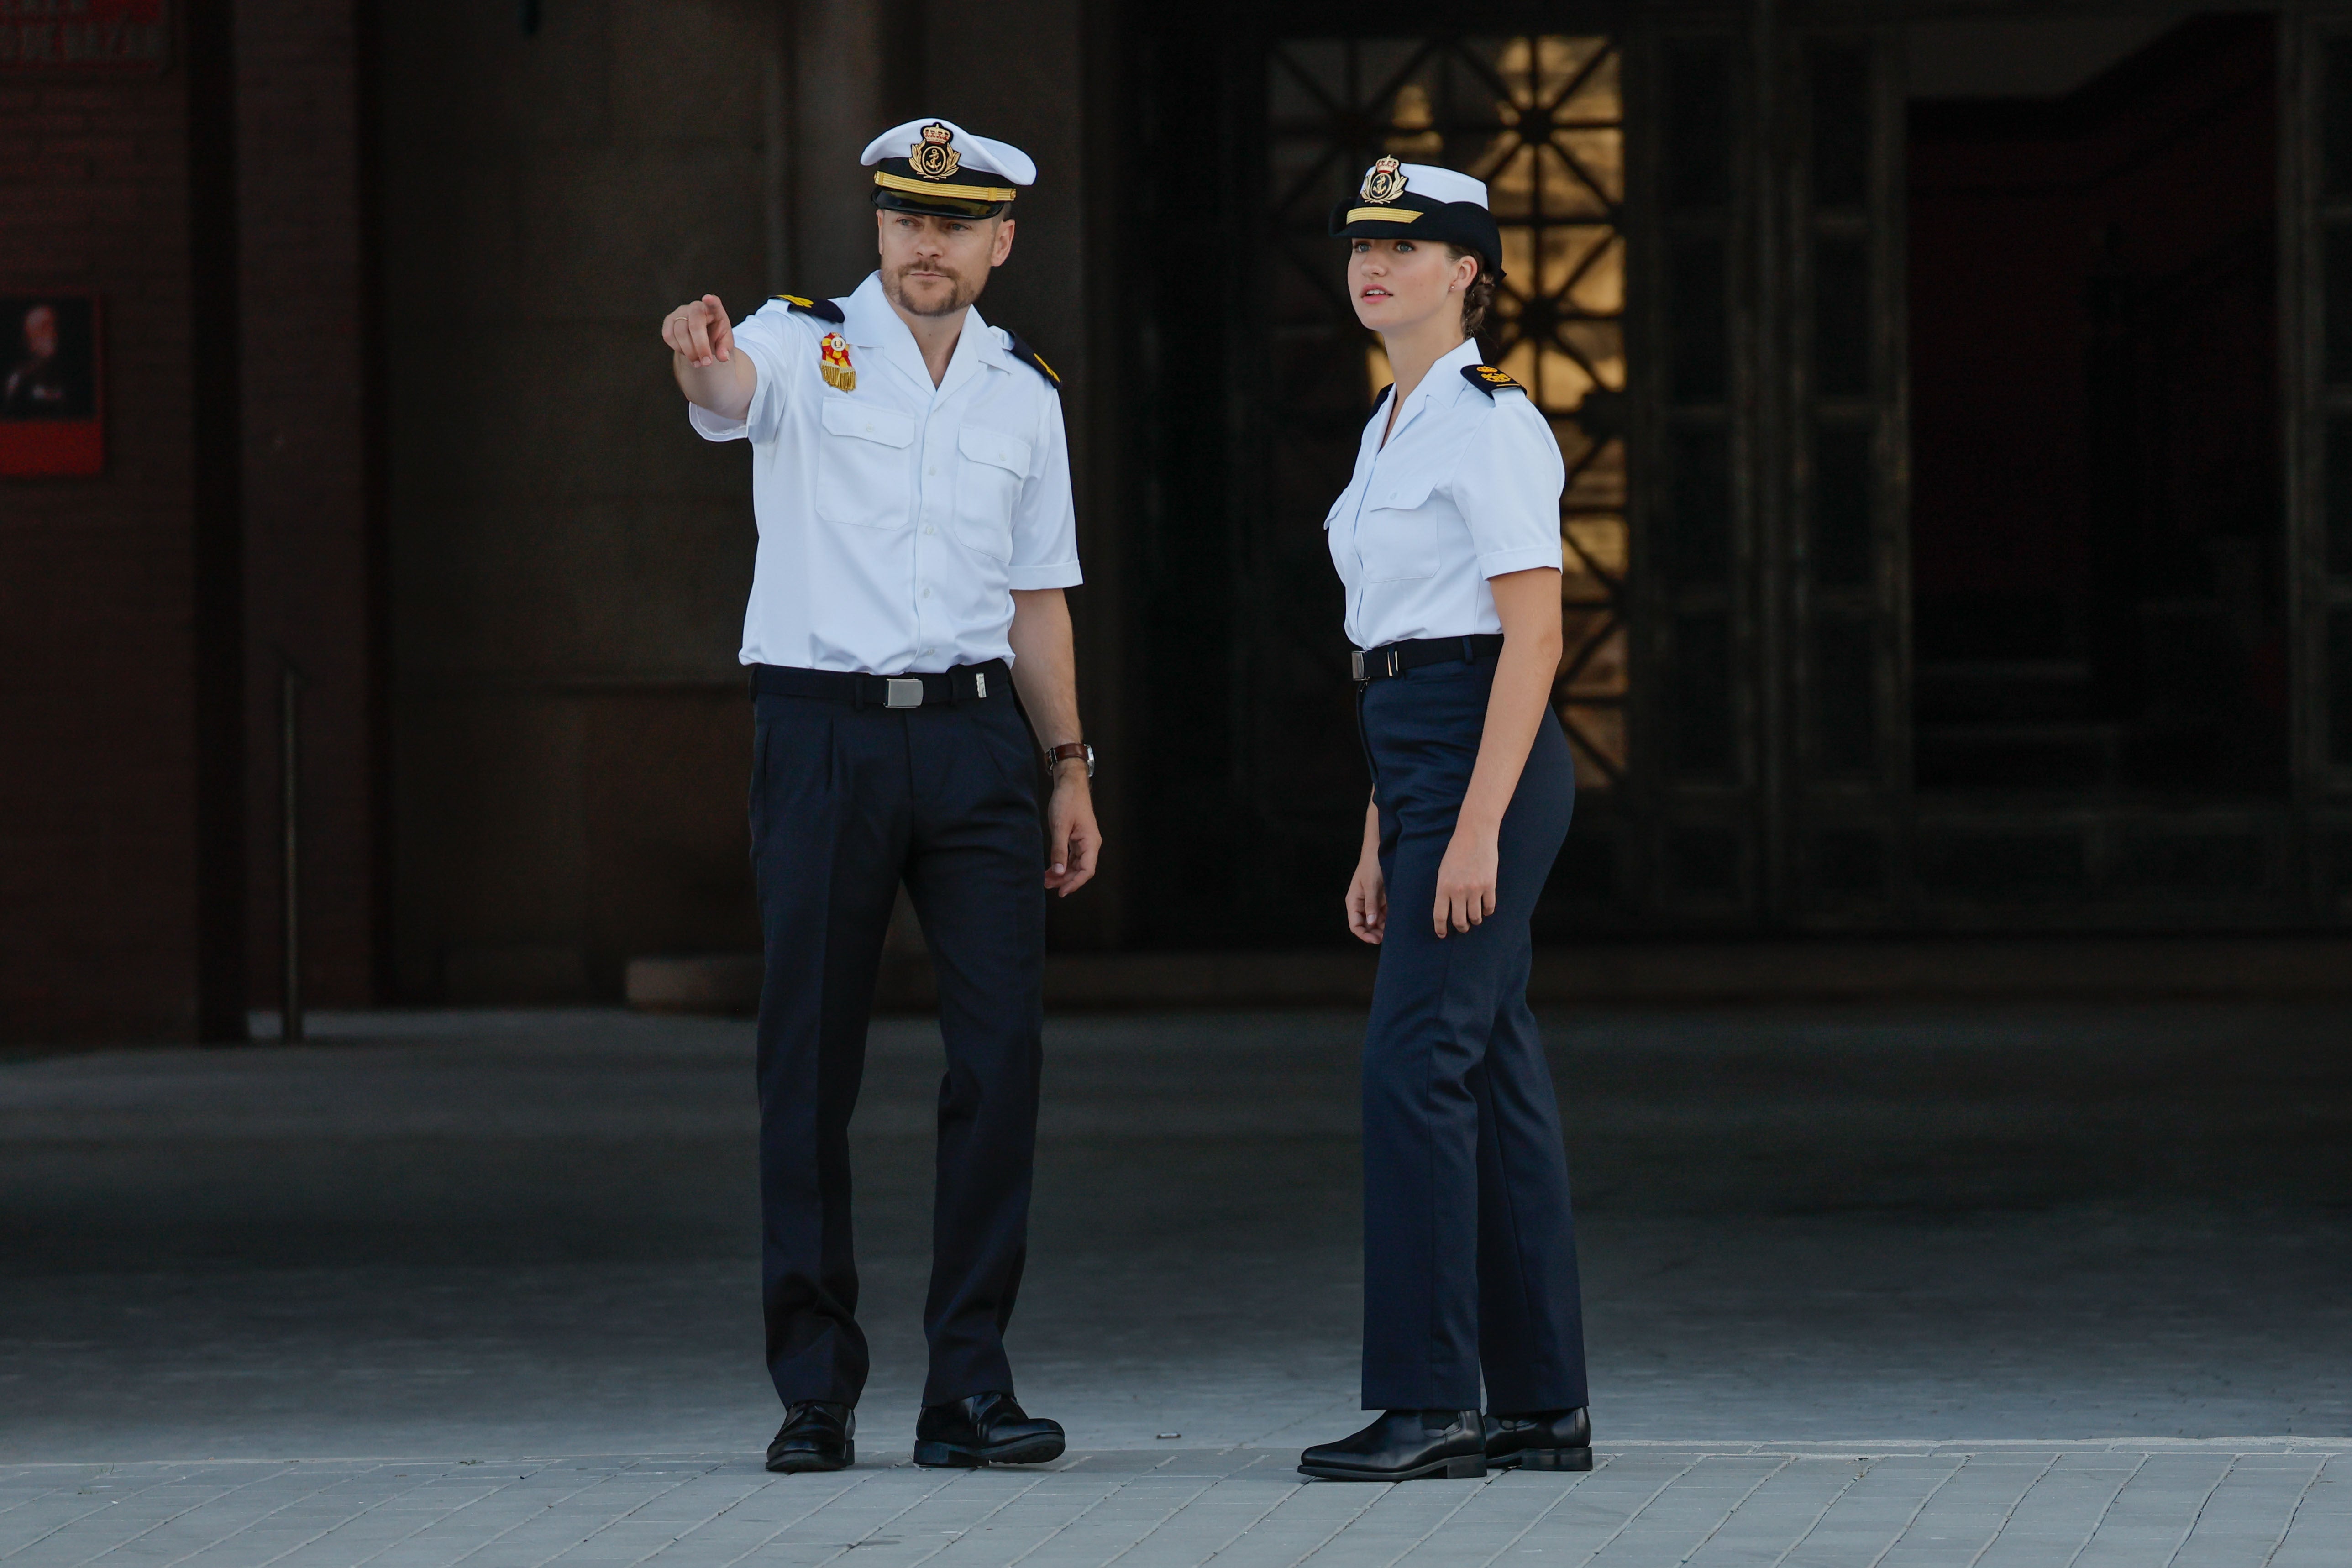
[1295,160,1592,1485]
[661,116,1097,1477]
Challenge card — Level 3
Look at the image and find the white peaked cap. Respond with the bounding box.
[860,118,1037,186]
[1391,162,1489,209]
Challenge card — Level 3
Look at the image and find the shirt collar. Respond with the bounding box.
[1425,336,1487,406]
[842,271,1001,395]
[1384,336,1487,445]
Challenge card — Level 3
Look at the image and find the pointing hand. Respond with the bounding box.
[662,295,735,368]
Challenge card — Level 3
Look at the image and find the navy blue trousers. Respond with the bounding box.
[1357,656,1589,1414]
[749,682,1045,1409]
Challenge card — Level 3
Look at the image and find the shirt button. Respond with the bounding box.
[924,526,936,535]
[922,587,932,598]
[927,466,937,476]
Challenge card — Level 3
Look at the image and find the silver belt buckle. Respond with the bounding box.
[1350,649,1367,682]
[884,677,924,708]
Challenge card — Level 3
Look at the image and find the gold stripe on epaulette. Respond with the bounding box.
[874,171,1019,203]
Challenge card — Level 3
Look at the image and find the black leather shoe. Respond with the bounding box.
[1486,1407,1592,1471]
[914,1391,1066,1468]
[766,1400,854,1473]
[1299,1410,1486,1481]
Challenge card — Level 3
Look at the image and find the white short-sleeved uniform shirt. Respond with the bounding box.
[1325,337,1565,650]
[691,271,1082,674]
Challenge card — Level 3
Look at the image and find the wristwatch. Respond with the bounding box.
[1046,741,1095,779]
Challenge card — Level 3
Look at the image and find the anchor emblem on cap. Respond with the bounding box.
[1360,156,1408,204]
[910,122,963,181]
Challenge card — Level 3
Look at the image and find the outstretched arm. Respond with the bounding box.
[662,294,757,424]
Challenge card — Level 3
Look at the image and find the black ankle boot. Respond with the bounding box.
[1299,1410,1486,1481]
[1485,1407,1591,1471]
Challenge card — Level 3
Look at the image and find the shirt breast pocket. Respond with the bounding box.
[1359,476,1441,583]
[953,425,1032,563]
[816,399,917,529]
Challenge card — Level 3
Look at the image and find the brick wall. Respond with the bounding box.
[0,0,379,1043]
[0,61,205,1038]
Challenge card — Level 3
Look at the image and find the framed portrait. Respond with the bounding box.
[0,293,104,477]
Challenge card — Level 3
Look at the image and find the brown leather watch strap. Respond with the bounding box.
[1046,743,1089,768]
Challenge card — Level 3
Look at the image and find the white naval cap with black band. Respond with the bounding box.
[861,118,1037,219]
[1329,158,1506,282]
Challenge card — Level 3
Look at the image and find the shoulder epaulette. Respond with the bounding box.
[1461,363,1522,397]
[1000,329,1060,388]
[772,294,845,323]
[1371,383,1394,414]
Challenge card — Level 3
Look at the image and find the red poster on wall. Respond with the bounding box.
[0,294,105,477]
[0,1,168,72]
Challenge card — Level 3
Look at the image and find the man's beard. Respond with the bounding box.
[882,263,984,319]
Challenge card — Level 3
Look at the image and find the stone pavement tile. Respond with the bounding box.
[854,1472,1104,1561]
[352,1468,686,1568]
[1054,1451,1188,1476]
[1171,1477,1393,1568]
[1096,1468,1307,1568]
[1536,1460,1803,1568]
[0,1468,199,1555]
[170,1467,481,1567]
[1969,1453,2150,1568]
[1258,1482,1495,1568]
[2068,1454,2238,1568]
[1780,1456,2025,1567]
[1498,1456,1714,1563]
[1662,1457,1860,1566]
[8,1450,2352,1568]
[732,1471,1009,1565]
[4,1462,312,1567]
[1380,1470,1593,1568]
[1134,1448,1283,1479]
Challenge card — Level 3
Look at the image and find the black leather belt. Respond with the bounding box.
[1351,635,1504,683]
[751,659,1006,709]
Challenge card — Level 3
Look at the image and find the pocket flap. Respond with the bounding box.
[958,425,1032,475]
[821,398,916,447]
[1368,477,1435,511]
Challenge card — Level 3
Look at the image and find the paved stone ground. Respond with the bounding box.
[4,1445,2347,1566]
[5,1005,2352,1564]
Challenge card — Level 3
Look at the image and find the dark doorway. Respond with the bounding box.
[1906,15,2290,797]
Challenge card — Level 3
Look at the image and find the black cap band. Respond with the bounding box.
[874,186,1009,219]
[1329,196,1505,283]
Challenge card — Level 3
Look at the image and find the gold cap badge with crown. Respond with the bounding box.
[1360,156,1408,204]
[910,122,962,181]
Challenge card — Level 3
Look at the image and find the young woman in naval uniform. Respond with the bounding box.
[1298,157,1592,1483]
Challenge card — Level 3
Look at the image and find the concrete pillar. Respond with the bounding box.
[780,0,922,295]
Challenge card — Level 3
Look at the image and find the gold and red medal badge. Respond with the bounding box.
[819,332,855,392]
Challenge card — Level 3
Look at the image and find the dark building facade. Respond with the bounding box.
[1119,1,2352,945]
[6,0,2352,1038]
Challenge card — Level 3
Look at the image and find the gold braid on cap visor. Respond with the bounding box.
[874,170,1019,203]
[1346,205,1423,224]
